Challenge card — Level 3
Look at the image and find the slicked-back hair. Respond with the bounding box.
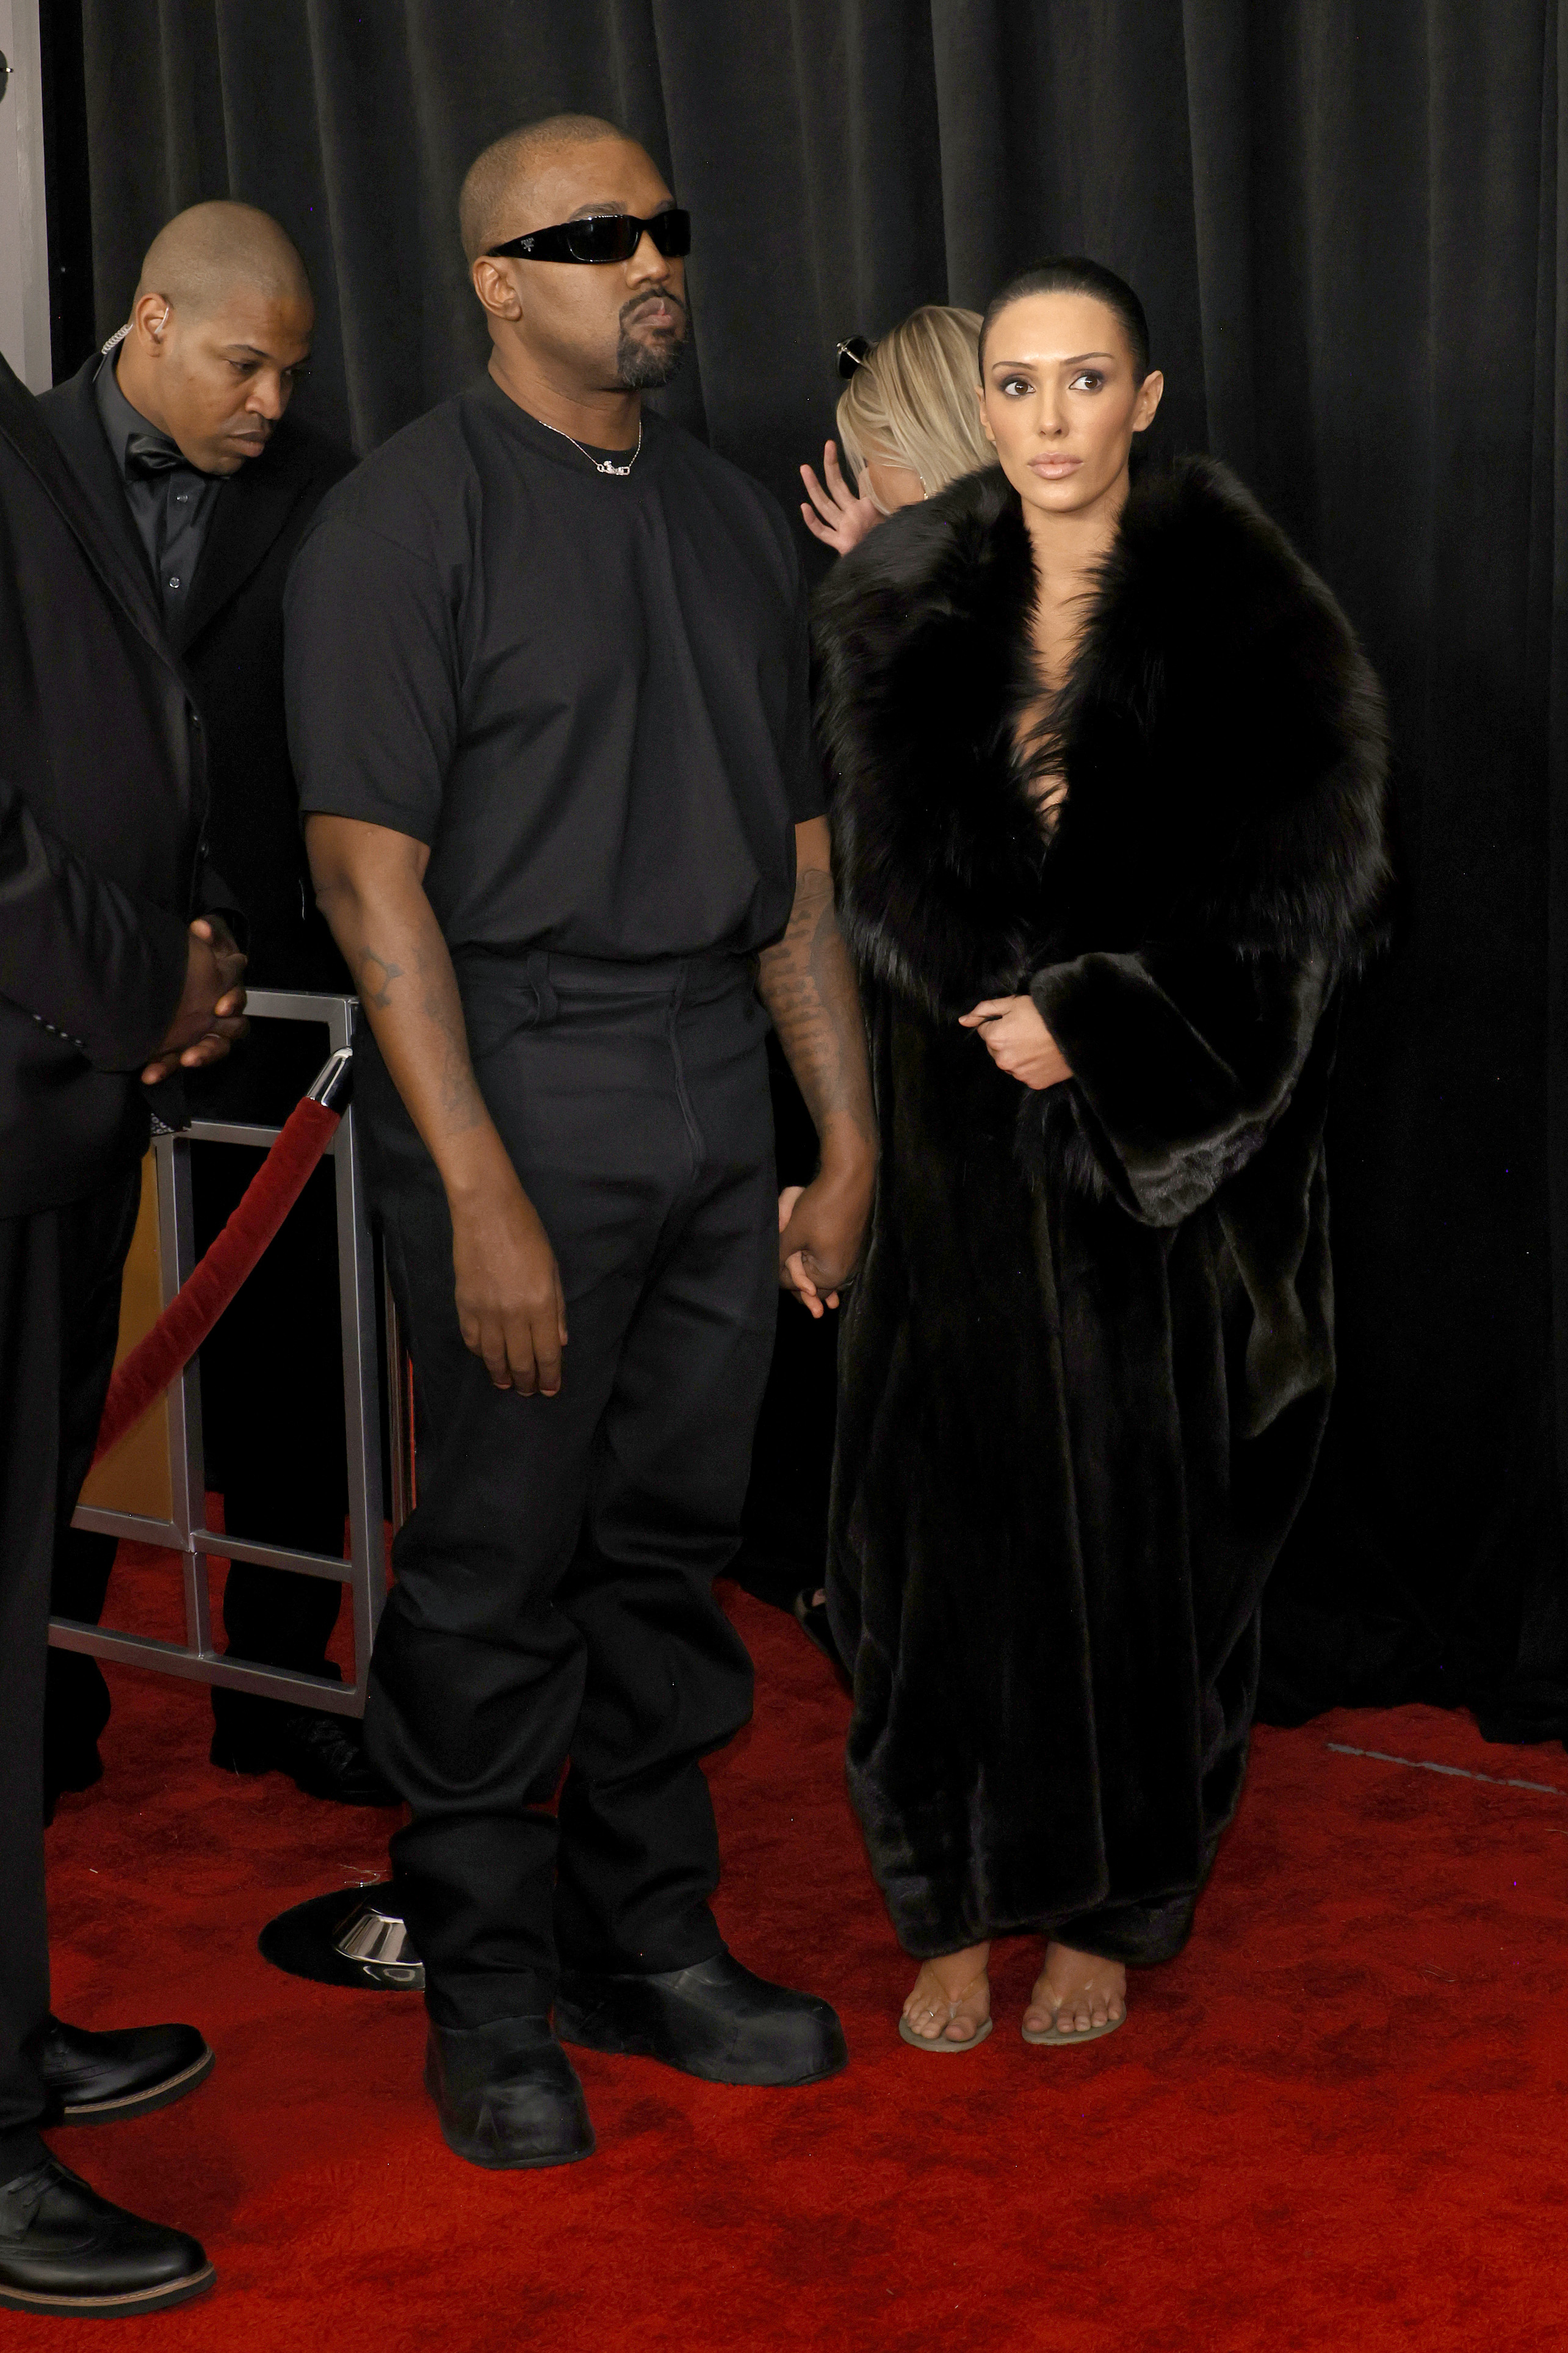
[980,258,1151,382]
[459,113,634,263]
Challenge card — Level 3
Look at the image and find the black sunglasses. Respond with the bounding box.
[836,334,872,379]
[486,209,692,265]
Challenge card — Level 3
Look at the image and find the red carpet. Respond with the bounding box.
[20,1560,1568,2351]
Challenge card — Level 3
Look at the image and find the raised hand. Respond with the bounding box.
[800,440,880,557]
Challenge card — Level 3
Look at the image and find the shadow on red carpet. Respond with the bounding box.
[20,1560,1568,2351]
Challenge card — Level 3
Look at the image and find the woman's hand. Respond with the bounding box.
[800,441,880,556]
[959,996,1073,1090]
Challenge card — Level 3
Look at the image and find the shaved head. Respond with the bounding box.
[459,114,634,262]
[116,201,314,475]
[136,200,311,319]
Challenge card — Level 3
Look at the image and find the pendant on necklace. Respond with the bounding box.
[596,457,634,476]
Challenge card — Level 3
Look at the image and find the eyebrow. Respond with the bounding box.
[220,343,311,365]
[566,198,675,219]
[989,350,1117,370]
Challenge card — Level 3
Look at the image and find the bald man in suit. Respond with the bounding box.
[39,203,388,1811]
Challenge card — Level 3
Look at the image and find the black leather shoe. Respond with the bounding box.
[555,1951,848,2086]
[424,2017,594,2170]
[210,1705,398,1806]
[35,2015,214,2126]
[0,2156,213,2317]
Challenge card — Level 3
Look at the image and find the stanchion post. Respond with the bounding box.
[334,1015,387,1694]
[52,991,389,1716]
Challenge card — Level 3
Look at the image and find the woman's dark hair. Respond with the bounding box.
[979,256,1150,381]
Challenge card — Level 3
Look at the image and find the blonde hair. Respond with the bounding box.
[836,305,989,511]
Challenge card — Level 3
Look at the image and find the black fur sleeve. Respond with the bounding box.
[1025,943,1331,1227]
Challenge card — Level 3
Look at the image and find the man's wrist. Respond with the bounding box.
[816,1122,878,1189]
[438,1125,516,1212]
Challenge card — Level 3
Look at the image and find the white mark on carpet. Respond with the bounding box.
[1325,1741,1568,1798]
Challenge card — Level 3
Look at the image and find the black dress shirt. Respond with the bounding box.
[286,376,823,963]
[93,350,223,621]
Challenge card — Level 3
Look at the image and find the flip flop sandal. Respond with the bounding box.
[899,2012,994,2053]
[1021,2009,1126,2047]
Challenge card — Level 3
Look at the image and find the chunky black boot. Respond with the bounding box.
[0,2156,213,2317]
[34,2016,214,2126]
[555,1951,848,2086]
[424,2017,594,2170]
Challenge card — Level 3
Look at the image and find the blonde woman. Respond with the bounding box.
[799,305,989,555]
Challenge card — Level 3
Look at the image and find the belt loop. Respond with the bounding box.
[524,948,559,1028]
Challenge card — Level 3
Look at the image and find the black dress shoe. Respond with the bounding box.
[555,1951,848,2086]
[0,2156,213,2317]
[424,2017,594,2170]
[34,2016,214,2126]
[210,1705,398,1805]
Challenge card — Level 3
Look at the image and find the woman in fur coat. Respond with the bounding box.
[814,258,1390,2052]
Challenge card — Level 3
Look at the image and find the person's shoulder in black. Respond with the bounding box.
[650,410,800,543]
[296,387,479,575]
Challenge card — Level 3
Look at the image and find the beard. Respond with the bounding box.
[616,289,690,390]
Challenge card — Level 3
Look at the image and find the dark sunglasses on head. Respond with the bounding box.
[836,334,872,379]
[486,209,692,265]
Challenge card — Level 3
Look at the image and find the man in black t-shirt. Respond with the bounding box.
[286,114,876,2170]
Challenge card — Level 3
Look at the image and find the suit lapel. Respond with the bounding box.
[177,432,305,655]
[38,353,170,630]
[13,356,182,680]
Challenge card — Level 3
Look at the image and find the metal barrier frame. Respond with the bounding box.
[49,990,387,1718]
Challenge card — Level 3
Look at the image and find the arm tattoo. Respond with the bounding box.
[757,865,877,1156]
[356,946,403,1009]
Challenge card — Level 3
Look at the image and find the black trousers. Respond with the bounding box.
[46,1144,350,1774]
[360,951,777,2029]
[0,1166,140,2180]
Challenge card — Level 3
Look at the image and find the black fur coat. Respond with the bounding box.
[815,458,1390,1965]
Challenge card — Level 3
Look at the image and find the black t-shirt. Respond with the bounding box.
[285,374,823,961]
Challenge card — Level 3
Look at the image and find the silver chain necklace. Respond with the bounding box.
[536,413,643,477]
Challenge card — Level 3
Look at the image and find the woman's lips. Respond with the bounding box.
[1030,455,1082,479]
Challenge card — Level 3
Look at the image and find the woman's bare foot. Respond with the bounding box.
[901,1942,991,2044]
[1024,1943,1126,2039]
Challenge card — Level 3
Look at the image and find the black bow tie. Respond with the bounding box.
[124,432,187,477]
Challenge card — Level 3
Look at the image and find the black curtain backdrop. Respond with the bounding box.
[49,0,1568,1741]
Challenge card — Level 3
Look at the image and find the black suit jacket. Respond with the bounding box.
[40,357,355,995]
[0,352,217,1218]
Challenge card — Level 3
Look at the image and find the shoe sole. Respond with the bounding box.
[57,2043,215,2125]
[0,2261,215,2316]
[1021,2012,1126,2046]
[555,2005,848,2089]
[433,2117,596,2171]
[898,2014,993,2053]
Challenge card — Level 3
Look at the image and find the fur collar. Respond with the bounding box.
[814,457,1390,1019]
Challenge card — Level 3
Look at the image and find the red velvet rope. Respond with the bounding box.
[92,1095,342,1468]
